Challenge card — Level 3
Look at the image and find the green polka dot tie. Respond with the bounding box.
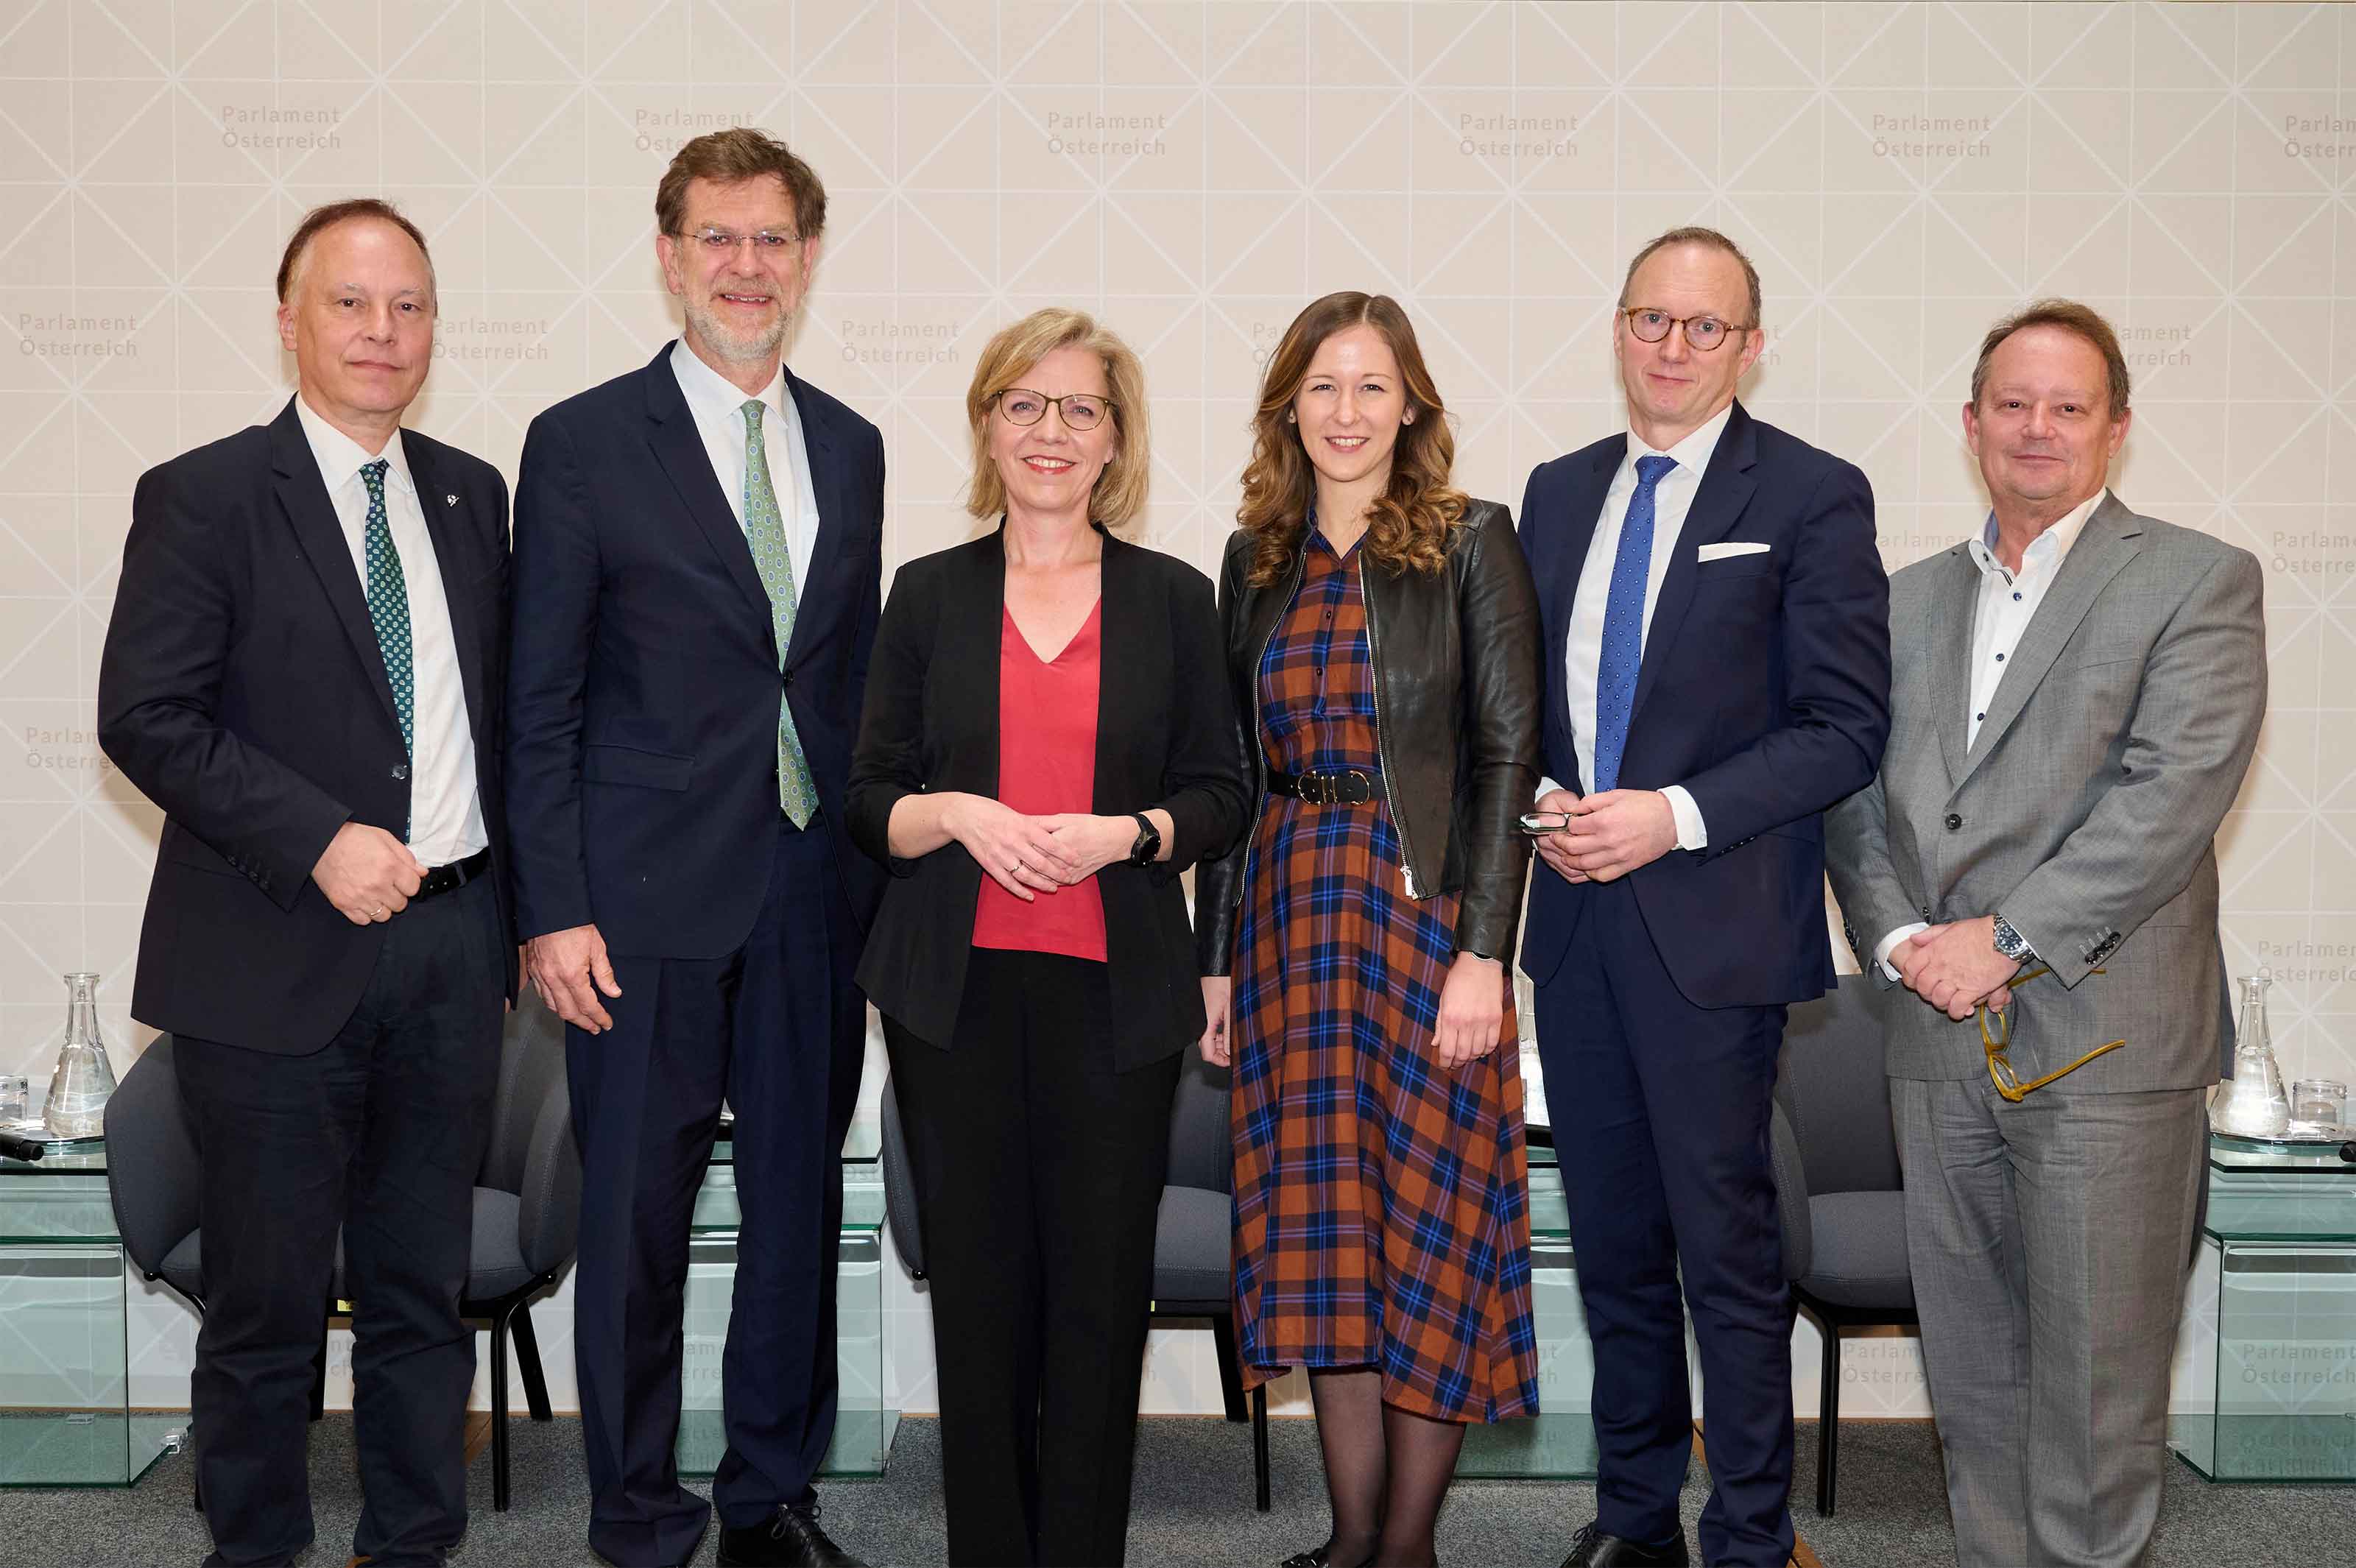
[742,401,819,827]
[358,459,414,757]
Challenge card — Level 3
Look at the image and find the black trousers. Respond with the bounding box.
[569,814,865,1568]
[884,949,1182,1568]
[177,873,504,1568]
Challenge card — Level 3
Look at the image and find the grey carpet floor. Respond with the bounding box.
[10,1416,2351,1567]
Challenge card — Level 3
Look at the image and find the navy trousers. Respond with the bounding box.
[1533,877,1794,1568]
[568,814,864,1568]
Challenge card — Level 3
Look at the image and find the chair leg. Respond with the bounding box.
[1210,1312,1249,1424]
[490,1303,513,1513]
[511,1298,553,1421]
[309,1303,331,1422]
[1252,1383,1270,1512]
[1816,1316,1841,1517]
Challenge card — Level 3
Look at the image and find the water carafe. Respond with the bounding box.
[2207,972,2288,1138]
[42,970,116,1140]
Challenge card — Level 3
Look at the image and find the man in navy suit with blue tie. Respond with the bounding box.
[1518,229,1891,1568]
[506,130,884,1568]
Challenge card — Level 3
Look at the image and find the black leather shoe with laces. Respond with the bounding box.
[1559,1519,1690,1568]
[716,1502,866,1567]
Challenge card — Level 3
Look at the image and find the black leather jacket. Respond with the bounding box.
[1196,499,1543,975]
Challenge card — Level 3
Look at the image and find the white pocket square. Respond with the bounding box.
[1697,541,1771,562]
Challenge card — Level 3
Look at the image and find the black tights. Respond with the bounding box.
[1307,1368,1469,1568]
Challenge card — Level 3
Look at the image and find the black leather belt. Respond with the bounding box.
[1268,768,1379,805]
[414,848,492,901]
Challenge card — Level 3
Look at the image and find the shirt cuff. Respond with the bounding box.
[1874,922,1930,982]
[1660,785,1707,851]
[1535,775,1563,804]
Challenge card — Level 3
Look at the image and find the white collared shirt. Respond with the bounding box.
[669,339,820,588]
[294,395,485,868]
[1869,487,2108,978]
[1534,400,1736,849]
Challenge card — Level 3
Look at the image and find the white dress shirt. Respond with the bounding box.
[1869,488,2107,978]
[1534,400,1735,850]
[669,339,820,589]
[294,395,486,868]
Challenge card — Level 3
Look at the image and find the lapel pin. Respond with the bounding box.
[444,493,459,507]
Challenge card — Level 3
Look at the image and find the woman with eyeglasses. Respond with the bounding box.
[1198,292,1545,1568]
[847,307,1248,1567]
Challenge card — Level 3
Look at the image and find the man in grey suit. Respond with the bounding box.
[1826,298,2264,1568]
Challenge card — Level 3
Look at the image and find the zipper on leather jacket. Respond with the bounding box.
[1230,547,1305,914]
[1357,552,1423,900]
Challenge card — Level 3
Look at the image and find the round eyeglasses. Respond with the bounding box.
[1620,308,1754,352]
[995,389,1113,431]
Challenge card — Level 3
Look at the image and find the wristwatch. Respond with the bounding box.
[1992,914,2036,965]
[1126,812,1162,866]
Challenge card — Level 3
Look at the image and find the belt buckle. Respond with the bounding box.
[1295,773,1326,805]
[1342,769,1369,802]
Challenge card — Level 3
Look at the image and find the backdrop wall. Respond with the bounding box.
[3,0,2348,1424]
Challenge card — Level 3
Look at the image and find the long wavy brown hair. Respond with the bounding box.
[1237,292,1466,585]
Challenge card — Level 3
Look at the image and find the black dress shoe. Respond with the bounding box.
[1559,1519,1690,1568]
[716,1502,866,1567]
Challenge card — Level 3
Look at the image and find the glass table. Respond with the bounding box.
[2168,1134,2356,1483]
[683,1119,895,1478]
[0,1143,182,1487]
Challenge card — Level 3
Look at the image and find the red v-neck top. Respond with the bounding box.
[971,599,1108,961]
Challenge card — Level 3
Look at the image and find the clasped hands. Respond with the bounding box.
[1891,915,2020,1022]
[1530,786,1679,884]
[944,794,1138,900]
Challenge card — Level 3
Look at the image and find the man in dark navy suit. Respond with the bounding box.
[1517,228,1891,1568]
[99,199,513,1568]
[506,130,884,1568]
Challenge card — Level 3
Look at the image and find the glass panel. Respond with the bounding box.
[1459,1237,1598,1478]
[0,1241,166,1487]
[677,1227,897,1480]
[2195,1242,2356,1481]
[2205,1185,2356,1244]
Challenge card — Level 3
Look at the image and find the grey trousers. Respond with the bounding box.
[1891,1076,2206,1568]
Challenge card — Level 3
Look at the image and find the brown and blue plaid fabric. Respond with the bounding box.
[1228,531,1539,1423]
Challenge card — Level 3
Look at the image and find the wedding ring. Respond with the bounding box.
[373,905,388,919]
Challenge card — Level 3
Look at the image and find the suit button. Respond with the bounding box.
[783,670,794,688]
[391,763,409,781]
[1944,812,1963,830]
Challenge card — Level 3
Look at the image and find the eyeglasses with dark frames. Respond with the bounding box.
[995,389,1114,431]
[1620,307,1754,352]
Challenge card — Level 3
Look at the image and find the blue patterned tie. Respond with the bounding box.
[1592,453,1676,793]
[358,459,414,757]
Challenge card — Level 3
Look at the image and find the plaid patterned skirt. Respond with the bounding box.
[1228,534,1539,1424]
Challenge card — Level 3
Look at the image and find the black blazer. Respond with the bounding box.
[505,345,886,958]
[847,527,1249,1070]
[96,398,515,1053]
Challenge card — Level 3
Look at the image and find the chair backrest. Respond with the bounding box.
[103,1034,202,1279]
[1164,1048,1232,1196]
[879,1075,923,1276]
[480,991,565,1196]
[1777,974,1902,1196]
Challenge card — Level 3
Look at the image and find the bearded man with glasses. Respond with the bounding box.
[506,127,885,1568]
[1827,300,2265,1568]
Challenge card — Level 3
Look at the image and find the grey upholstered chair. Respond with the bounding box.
[878,1051,1270,1511]
[104,992,582,1511]
[1768,973,1916,1518]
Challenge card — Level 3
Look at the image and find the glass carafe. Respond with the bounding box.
[43,971,116,1139]
[2207,972,2288,1138]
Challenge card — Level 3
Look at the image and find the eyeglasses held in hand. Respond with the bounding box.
[1981,965,2124,1103]
[995,389,1114,431]
[1620,308,1754,352]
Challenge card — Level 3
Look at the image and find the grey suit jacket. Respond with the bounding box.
[1825,492,2265,1090]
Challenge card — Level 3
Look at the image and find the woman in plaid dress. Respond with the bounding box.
[1197,292,1545,1568]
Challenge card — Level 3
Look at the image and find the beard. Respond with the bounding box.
[682,293,789,366]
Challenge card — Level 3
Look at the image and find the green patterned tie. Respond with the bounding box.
[741,400,820,827]
[358,459,414,757]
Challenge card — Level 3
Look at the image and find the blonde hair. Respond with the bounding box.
[963,308,1151,530]
[1236,292,1465,585]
